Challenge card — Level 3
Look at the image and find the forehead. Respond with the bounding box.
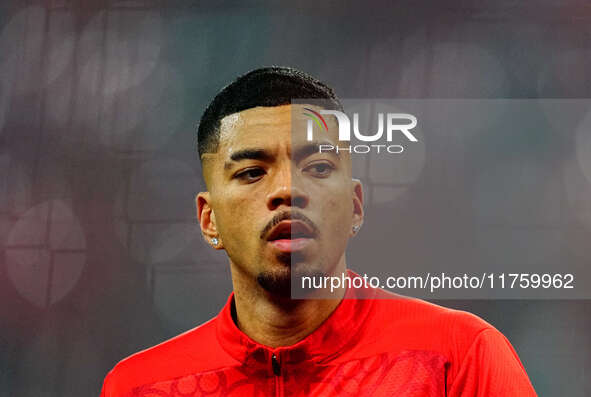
[219,104,291,145]
[217,104,338,153]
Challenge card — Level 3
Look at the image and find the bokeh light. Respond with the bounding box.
[5,200,86,308]
[78,10,162,96]
[400,41,509,97]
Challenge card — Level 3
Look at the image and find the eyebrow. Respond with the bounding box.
[224,148,274,170]
[293,141,340,162]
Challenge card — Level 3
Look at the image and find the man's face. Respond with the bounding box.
[198,104,363,295]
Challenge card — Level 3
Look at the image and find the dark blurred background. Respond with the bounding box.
[1,0,590,396]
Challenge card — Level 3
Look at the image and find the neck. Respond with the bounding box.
[230,263,347,348]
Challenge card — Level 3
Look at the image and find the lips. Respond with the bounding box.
[267,221,315,241]
[266,220,316,252]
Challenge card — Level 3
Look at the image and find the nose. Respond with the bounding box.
[266,167,309,210]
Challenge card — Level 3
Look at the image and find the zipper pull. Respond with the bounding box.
[271,353,281,376]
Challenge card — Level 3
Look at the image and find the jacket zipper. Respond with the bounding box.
[272,353,282,396]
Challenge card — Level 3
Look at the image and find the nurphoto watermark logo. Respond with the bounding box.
[303,107,419,154]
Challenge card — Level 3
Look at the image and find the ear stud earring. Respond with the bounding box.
[352,225,360,234]
[211,237,219,246]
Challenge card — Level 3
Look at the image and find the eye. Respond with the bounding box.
[234,167,266,183]
[303,161,334,178]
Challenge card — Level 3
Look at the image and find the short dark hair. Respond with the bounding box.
[196,66,342,158]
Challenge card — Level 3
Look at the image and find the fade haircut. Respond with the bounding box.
[197,66,343,159]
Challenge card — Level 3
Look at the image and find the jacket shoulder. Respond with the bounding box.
[102,317,238,396]
[352,289,495,361]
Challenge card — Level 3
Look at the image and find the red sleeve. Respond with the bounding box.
[99,370,114,397]
[99,376,108,397]
[448,328,537,397]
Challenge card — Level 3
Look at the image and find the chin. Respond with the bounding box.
[256,262,329,298]
[256,266,292,297]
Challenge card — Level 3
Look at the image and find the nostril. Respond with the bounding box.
[267,187,308,209]
[271,197,287,208]
[293,196,307,208]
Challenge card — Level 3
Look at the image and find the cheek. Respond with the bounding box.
[320,190,354,233]
[214,191,265,239]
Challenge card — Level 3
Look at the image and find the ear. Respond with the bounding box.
[351,178,364,236]
[196,191,224,249]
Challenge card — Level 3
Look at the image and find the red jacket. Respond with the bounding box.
[100,272,537,396]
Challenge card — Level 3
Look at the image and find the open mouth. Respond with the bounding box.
[266,221,315,252]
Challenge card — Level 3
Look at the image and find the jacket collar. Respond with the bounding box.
[215,270,376,366]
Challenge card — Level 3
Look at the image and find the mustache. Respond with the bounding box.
[260,211,319,240]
